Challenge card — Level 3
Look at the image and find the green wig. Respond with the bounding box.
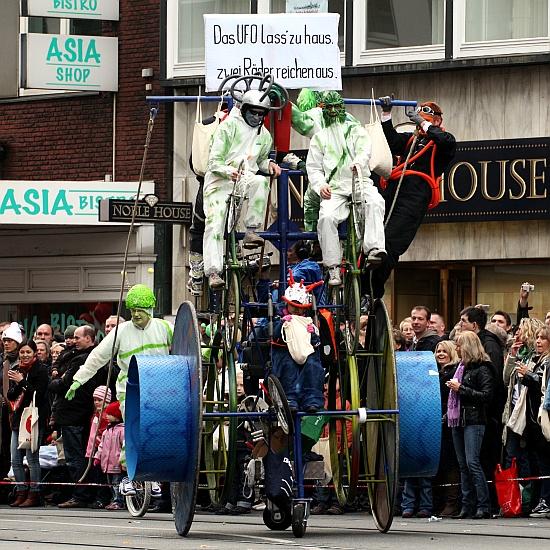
[296,88,323,112]
[125,284,156,310]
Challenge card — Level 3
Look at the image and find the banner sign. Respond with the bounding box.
[22,0,120,21]
[22,33,118,92]
[204,13,341,92]
[426,137,550,223]
[0,180,153,225]
[99,197,193,225]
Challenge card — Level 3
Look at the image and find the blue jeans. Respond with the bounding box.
[60,425,92,502]
[10,429,43,493]
[452,425,490,513]
[107,473,124,505]
[401,477,433,514]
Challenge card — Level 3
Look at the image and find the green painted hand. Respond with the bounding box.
[65,381,82,400]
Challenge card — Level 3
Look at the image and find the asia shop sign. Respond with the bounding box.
[425,138,550,223]
[0,180,154,225]
[22,0,120,20]
[204,13,341,92]
[22,33,118,92]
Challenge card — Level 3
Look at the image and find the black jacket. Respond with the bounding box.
[7,361,49,432]
[521,354,549,425]
[413,330,442,352]
[458,360,495,426]
[49,345,106,427]
[477,329,504,374]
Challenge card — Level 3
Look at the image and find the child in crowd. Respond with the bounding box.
[86,385,112,508]
[94,401,125,510]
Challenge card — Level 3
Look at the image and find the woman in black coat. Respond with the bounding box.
[446,331,494,519]
[7,339,49,507]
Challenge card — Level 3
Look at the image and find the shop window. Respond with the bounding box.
[455,0,550,57]
[354,0,445,65]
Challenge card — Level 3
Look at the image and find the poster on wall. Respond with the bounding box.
[204,13,341,91]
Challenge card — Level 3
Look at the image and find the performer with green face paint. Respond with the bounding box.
[65,284,173,419]
[306,91,387,287]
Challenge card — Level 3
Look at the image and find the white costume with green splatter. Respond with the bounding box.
[203,112,273,276]
[72,318,173,418]
[306,120,386,267]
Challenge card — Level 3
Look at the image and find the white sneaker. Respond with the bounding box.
[150,482,162,498]
[282,153,303,170]
[208,273,225,289]
[119,476,136,496]
[328,266,342,287]
[242,229,264,249]
[366,248,387,264]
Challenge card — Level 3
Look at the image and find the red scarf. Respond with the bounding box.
[18,356,37,374]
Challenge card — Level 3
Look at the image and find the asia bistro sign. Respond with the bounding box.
[0,181,154,225]
[22,1,120,21]
[425,137,550,223]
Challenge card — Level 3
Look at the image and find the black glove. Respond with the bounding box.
[408,112,425,126]
[378,94,394,113]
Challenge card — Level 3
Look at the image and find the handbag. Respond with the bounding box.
[18,391,40,452]
[494,458,522,517]
[364,91,393,179]
[191,87,224,176]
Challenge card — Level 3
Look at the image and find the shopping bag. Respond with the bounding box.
[365,90,393,179]
[191,87,223,176]
[18,391,39,452]
[494,458,522,517]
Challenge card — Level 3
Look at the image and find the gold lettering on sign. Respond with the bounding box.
[448,161,477,201]
[528,158,547,198]
[509,159,526,199]
[480,160,506,200]
[439,172,447,203]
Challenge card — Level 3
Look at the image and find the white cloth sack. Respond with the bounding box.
[365,94,393,179]
[191,90,224,176]
[18,391,39,452]
[282,316,314,365]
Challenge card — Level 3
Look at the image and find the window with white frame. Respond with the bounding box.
[456,0,550,57]
[354,0,445,65]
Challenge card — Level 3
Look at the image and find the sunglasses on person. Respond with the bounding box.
[416,105,441,116]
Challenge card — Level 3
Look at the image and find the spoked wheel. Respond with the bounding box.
[201,348,238,507]
[351,167,366,242]
[222,269,240,353]
[361,299,398,533]
[226,160,246,234]
[327,347,361,506]
[342,271,361,355]
[267,375,293,436]
[125,481,151,517]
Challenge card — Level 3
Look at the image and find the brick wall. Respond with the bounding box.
[0,0,169,198]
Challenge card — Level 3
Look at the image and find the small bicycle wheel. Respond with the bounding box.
[362,299,398,533]
[126,481,151,517]
[291,502,307,538]
[351,168,365,242]
[263,504,292,531]
[327,350,361,506]
[267,375,293,436]
[222,270,240,353]
[226,161,245,234]
[201,349,238,506]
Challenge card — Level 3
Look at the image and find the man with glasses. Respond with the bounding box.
[365,96,456,299]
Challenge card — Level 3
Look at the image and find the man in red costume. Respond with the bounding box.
[366,97,456,298]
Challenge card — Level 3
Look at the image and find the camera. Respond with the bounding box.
[521,283,534,292]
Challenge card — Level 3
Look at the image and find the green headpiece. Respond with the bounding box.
[125,284,156,310]
[321,90,346,126]
[296,88,323,112]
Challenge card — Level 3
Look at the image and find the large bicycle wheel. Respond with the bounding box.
[361,299,398,533]
[222,269,240,353]
[342,271,361,356]
[126,481,151,517]
[327,345,361,506]
[201,348,238,506]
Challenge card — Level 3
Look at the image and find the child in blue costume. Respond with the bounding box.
[261,272,325,412]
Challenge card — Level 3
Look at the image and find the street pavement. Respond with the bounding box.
[1,507,550,549]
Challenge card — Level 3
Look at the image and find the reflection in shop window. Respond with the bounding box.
[465,0,548,42]
[28,17,61,34]
[366,0,444,50]
[177,0,249,64]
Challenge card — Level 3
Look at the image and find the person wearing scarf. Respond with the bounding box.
[7,339,49,507]
[446,331,494,519]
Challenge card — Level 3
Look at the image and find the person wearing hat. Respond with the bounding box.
[65,284,173,496]
[1,322,24,480]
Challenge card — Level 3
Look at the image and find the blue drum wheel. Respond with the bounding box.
[125,301,202,537]
[396,351,441,478]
